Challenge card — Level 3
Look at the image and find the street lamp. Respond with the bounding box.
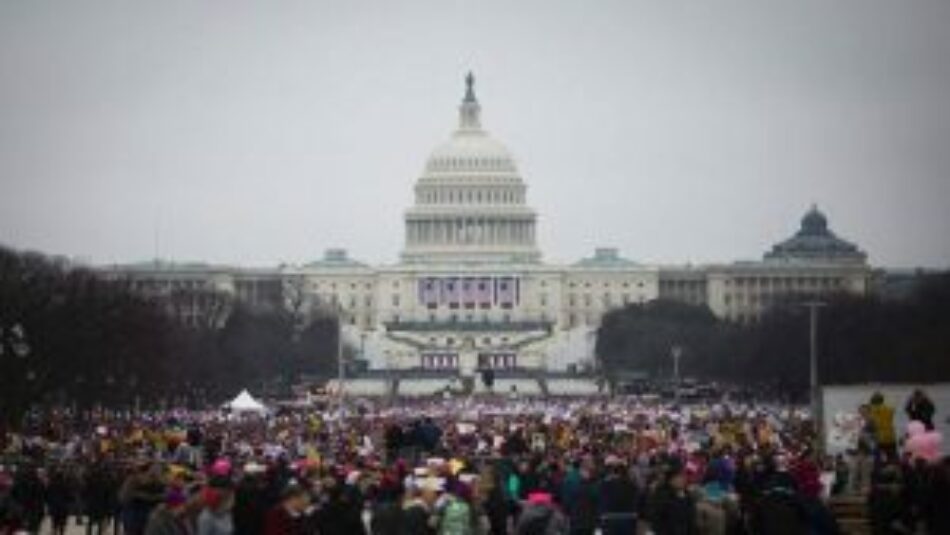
[671,345,683,383]
[802,300,827,448]
[335,302,345,413]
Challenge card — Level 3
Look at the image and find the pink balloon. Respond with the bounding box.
[906,420,925,437]
[905,421,942,464]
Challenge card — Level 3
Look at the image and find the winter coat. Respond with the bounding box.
[196,508,233,535]
[515,503,568,535]
[144,506,191,535]
[649,485,698,535]
[868,404,896,447]
[437,496,474,535]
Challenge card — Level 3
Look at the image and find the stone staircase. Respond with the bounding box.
[460,376,475,395]
[828,495,870,535]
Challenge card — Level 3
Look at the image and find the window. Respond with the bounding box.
[392,294,400,307]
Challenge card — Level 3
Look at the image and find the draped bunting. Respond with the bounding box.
[417,276,519,307]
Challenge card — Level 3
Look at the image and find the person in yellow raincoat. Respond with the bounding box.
[868,392,897,458]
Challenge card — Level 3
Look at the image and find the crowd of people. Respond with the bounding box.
[0,389,946,534]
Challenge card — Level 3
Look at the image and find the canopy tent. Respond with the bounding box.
[223,389,267,415]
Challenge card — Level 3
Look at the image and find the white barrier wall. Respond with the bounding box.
[546,378,601,396]
[473,378,541,396]
[822,383,949,456]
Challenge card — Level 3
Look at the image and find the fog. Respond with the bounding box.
[2,1,949,268]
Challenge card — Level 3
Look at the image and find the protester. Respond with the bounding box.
[905,389,936,431]
[598,458,639,535]
[0,391,945,534]
[45,467,72,535]
[196,483,235,535]
[868,393,897,460]
[649,463,698,535]
[515,492,567,535]
[263,481,311,535]
[143,486,192,535]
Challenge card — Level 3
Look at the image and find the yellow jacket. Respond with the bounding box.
[869,403,896,446]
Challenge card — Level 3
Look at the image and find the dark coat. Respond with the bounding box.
[649,485,698,535]
[403,502,435,535]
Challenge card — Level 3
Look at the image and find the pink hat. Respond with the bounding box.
[211,458,231,476]
[527,492,553,505]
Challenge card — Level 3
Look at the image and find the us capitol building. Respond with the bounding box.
[101,74,871,395]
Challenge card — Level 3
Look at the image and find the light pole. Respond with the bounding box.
[803,301,827,449]
[671,345,682,381]
[336,304,345,413]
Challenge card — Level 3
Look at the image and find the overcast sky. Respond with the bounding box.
[1,1,949,269]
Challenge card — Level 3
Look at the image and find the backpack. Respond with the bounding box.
[438,498,473,535]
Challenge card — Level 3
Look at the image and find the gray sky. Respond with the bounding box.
[2,1,949,268]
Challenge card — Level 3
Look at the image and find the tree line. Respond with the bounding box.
[0,246,343,425]
[596,271,950,401]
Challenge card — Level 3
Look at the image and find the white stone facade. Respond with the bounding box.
[100,74,872,376]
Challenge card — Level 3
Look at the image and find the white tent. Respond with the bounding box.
[224,389,267,415]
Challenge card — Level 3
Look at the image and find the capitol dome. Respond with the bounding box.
[402,73,540,264]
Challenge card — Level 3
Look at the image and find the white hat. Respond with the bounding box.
[243,462,266,474]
